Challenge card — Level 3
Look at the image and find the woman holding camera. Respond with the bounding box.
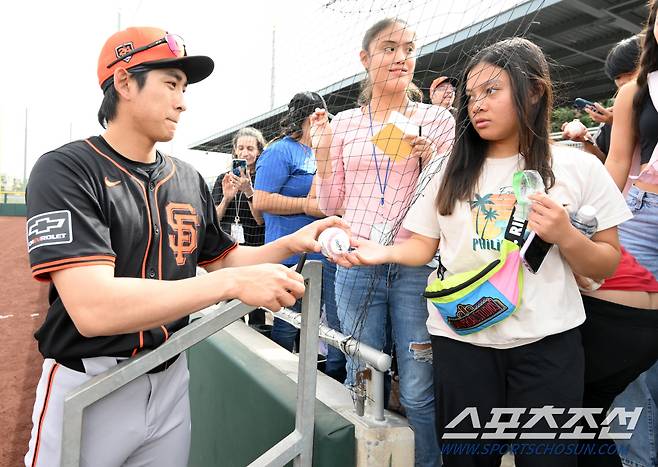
[213,126,266,247]
[213,127,267,325]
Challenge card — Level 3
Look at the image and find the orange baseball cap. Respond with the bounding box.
[432,76,458,88]
[97,27,214,91]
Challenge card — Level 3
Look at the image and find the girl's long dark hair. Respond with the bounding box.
[632,0,658,135]
[437,37,555,215]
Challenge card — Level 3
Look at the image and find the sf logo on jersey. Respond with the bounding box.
[166,203,200,266]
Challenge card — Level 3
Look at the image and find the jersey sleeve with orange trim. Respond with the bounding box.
[197,172,236,265]
[26,151,116,281]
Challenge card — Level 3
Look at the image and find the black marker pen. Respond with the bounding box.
[295,252,308,274]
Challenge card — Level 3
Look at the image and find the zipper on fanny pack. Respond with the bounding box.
[423,259,500,299]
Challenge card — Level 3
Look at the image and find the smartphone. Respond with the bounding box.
[574,98,597,111]
[520,231,553,274]
[232,158,247,176]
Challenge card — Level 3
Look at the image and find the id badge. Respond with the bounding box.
[369,222,392,244]
[231,222,245,244]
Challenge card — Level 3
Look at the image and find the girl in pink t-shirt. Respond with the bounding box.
[310,18,454,467]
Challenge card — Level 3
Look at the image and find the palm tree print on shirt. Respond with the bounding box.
[471,192,516,251]
[470,193,493,235]
[481,207,499,238]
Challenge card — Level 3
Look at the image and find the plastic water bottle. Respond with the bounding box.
[570,205,598,238]
[570,205,601,291]
[318,227,350,257]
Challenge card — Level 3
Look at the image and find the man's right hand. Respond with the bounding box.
[231,263,305,311]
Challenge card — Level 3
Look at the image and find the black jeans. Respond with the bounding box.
[431,328,584,467]
[578,295,658,467]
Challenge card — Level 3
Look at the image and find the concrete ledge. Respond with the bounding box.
[224,321,415,466]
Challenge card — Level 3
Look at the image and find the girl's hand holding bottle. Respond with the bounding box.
[527,193,575,245]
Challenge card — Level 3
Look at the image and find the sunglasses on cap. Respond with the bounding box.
[106,33,186,69]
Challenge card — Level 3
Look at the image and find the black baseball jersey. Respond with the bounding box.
[26,136,236,360]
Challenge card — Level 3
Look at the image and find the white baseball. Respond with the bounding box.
[318,227,350,257]
[564,119,586,139]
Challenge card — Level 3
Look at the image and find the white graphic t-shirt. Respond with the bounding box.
[403,145,632,349]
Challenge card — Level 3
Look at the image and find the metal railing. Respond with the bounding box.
[275,308,392,422]
[61,260,323,467]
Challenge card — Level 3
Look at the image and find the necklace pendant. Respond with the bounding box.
[380,197,385,206]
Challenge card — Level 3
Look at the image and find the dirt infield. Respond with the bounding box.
[0,216,48,466]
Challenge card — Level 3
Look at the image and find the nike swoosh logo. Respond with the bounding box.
[104,176,122,188]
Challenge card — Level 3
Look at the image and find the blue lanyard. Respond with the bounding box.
[367,104,391,206]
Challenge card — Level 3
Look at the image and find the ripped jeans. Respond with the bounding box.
[335,263,440,467]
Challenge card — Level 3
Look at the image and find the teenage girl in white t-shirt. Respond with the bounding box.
[345,37,631,466]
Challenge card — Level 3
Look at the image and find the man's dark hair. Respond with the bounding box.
[97,71,149,128]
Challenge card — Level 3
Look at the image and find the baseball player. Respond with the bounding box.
[24,26,347,467]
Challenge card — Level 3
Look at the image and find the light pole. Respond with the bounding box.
[23,107,28,184]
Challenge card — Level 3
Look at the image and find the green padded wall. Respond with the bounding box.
[0,204,26,216]
[188,330,355,467]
